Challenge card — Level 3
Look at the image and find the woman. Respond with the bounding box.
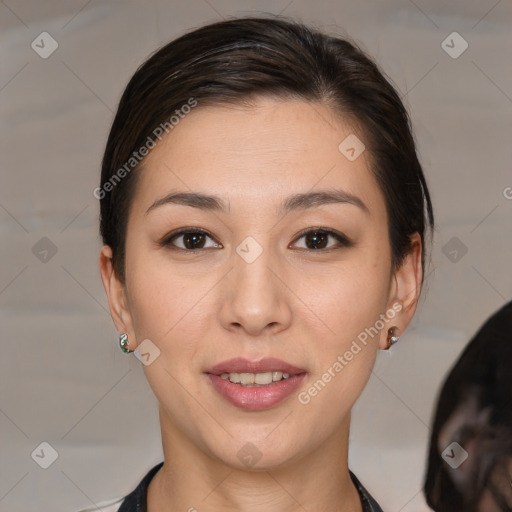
[93,16,434,512]
[424,300,512,511]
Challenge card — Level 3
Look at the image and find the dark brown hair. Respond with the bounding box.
[424,300,512,511]
[99,16,434,284]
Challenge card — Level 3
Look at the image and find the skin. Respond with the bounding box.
[99,96,423,512]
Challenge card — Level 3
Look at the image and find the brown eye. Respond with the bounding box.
[304,231,329,249]
[292,229,352,251]
[160,228,221,251]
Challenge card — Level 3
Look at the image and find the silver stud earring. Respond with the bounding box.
[386,326,400,349]
[119,333,133,353]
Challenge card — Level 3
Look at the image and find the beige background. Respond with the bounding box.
[1,0,511,510]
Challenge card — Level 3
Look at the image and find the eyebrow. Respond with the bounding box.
[145,189,370,216]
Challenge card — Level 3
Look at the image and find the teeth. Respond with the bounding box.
[219,371,293,386]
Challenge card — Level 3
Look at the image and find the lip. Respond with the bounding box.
[205,357,306,376]
[206,373,307,411]
[204,357,307,412]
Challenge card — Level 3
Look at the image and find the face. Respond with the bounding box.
[101,96,421,470]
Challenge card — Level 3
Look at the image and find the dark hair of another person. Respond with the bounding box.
[424,300,512,511]
[99,16,434,284]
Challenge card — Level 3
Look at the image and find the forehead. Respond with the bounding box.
[130,97,385,217]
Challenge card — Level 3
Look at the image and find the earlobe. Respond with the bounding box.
[98,245,137,348]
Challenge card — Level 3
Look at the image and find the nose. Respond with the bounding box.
[218,242,292,337]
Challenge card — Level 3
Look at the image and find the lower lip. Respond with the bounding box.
[206,373,307,411]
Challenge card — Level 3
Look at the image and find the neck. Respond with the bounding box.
[147,406,363,512]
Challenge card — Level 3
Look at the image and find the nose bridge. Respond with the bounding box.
[220,234,291,334]
[234,235,278,307]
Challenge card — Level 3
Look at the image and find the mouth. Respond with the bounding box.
[205,357,307,386]
[204,357,307,410]
[216,371,297,387]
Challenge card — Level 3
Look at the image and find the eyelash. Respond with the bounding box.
[158,227,353,252]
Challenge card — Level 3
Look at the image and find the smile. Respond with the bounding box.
[220,371,292,386]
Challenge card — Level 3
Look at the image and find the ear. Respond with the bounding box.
[99,245,138,350]
[379,232,423,350]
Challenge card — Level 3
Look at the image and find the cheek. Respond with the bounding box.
[299,253,391,344]
[125,244,188,340]
[125,245,219,376]
[294,262,389,414]
[125,250,207,416]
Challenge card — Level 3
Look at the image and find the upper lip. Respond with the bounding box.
[205,357,307,376]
